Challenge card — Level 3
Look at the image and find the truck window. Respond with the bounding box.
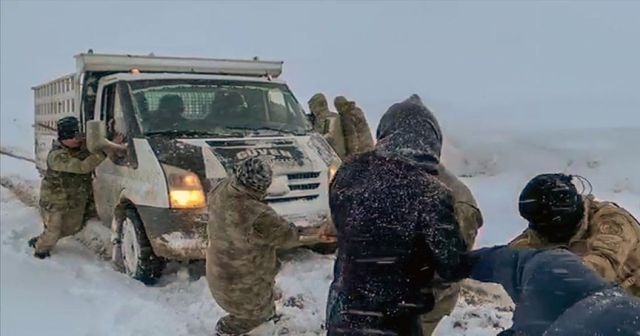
[128,79,311,137]
[101,83,129,166]
[101,84,116,131]
[268,89,292,124]
[113,89,127,138]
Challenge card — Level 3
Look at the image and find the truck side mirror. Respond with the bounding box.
[86,120,127,154]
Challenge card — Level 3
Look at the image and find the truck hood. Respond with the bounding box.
[181,136,321,175]
[146,134,338,193]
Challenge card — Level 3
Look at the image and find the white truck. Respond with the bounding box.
[33,52,341,283]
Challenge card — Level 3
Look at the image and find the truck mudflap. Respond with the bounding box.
[137,205,329,260]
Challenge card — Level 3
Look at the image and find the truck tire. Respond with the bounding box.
[114,206,165,284]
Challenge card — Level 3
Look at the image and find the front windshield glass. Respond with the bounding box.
[128,79,311,137]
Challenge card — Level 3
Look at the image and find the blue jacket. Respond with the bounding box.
[471,246,640,336]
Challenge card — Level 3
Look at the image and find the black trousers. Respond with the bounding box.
[327,311,422,336]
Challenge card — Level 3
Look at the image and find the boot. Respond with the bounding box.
[34,251,50,259]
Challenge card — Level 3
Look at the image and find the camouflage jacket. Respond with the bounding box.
[510,195,640,297]
[206,179,300,305]
[334,96,374,157]
[319,112,347,160]
[437,165,483,248]
[39,141,105,211]
[308,94,348,159]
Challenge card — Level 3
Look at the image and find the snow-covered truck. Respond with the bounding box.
[33,52,341,283]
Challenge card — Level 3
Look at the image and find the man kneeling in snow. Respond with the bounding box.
[206,157,333,335]
[325,96,470,335]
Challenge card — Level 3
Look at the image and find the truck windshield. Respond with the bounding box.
[127,79,311,137]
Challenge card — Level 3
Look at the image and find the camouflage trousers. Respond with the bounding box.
[207,265,277,334]
[419,279,461,335]
[35,203,91,254]
[215,311,276,336]
[35,209,87,253]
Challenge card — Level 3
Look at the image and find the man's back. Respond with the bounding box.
[327,151,467,335]
[207,180,277,280]
[40,141,99,210]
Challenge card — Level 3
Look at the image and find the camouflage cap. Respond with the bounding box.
[333,96,355,113]
[308,93,330,117]
[235,157,273,193]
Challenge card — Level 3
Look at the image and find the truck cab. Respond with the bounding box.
[34,53,341,283]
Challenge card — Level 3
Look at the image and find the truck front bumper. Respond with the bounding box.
[137,205,329,261]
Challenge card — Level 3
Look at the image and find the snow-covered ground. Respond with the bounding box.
[1,127,638,336]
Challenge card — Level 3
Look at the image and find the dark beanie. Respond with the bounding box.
[57,116,80,140]
[519,173,584,242]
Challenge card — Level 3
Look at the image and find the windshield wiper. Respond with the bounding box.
[226,126,303,136]
[144,130,244,138]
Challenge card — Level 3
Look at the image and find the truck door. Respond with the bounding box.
[92,82,136,225]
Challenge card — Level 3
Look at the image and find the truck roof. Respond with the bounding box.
[100,72,287,85]
[75,53,283,78]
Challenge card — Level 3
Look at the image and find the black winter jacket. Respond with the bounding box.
[326,151,467,335]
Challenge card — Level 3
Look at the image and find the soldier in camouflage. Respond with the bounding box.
[308,93,347,159]
[510,173,640,297]
[28,116,106,259]
[334,96,374,157]
[308,93,374,160]
[206,157,333,335]
[419,166,483,335]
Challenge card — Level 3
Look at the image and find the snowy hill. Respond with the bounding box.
[442,127,639,247]
[2,127,637,336]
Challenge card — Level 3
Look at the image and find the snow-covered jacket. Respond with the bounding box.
[326,151,467,335]
[326,95,468,335]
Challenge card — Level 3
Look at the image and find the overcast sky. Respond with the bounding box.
[1,1,639,149]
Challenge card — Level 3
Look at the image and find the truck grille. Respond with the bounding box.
[289,183,320,191]
[287,172,321,180]
[266,171,322,204]
[266,195,319,203]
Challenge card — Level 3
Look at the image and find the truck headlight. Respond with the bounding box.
[163,164,206,209]
[328,162,340,183]
[169,190,205,209]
